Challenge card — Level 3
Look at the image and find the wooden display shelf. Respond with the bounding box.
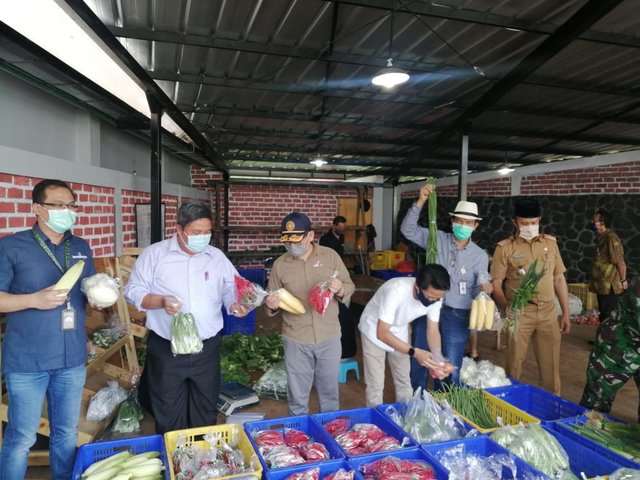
[0,371,134,447]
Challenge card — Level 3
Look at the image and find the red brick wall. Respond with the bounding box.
[0,173,185,256]
[0,174,117,257]
[520,161,640,195]
[401,161,640,198]
[121,190,181,249]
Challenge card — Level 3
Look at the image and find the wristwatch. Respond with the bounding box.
[407,347,415,357]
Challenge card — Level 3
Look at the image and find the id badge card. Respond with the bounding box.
[61,301,76,331]
[459,281,467,295]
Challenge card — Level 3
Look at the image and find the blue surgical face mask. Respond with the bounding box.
[186,233,211,253]
[46,209,77,233]
[286,242,308,257]
[415,285,439,307]
[452,223,474,241]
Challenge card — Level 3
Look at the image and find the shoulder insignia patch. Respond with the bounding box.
[542,233,557,241]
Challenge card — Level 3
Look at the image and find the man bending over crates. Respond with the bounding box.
[358,264,454,407]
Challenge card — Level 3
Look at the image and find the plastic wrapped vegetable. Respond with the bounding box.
[91,325,125,348]
[490,424,573,478]
[359,456,437,480]
[171,312,203,355]
[460,357,511,389]
[388,387,468,444]
[435,444,520,480]
[254,361,288,400]
[86,380,129,422]
[235,275,268,312]
[468,291,496,331]
[112,385,144,433]
[308,271,339,315]
[81,273,120,308]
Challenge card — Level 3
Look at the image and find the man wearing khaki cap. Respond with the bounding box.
[401,183,492,389]
[264,212,354,415]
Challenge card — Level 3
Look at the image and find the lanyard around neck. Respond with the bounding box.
[32,229,70,273]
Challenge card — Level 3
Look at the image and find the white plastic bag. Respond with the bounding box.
[86,380,128,422]
[81,273,120,308]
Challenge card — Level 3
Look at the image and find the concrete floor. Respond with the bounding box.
[26,313,637,478]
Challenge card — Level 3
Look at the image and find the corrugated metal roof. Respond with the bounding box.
[4,0,639,183]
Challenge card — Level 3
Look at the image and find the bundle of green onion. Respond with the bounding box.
[506,259,546,334]
[565,411,640,461]
[424,177,438,265]
[435,385,498,430]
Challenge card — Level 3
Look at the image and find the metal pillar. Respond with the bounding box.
[148,93,163,244]
[458,125,470,201]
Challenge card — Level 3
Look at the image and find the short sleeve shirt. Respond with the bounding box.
[358,277,442,352]
[0,224,95,373]
[491,234,566,305]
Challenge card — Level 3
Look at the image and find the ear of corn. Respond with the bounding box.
[276,288,306,314]
[469,299,478,329]
[82,451,130,477]
[54,259,85,293]
[484,299,495,330]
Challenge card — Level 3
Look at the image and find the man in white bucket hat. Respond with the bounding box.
[401,183,493,389]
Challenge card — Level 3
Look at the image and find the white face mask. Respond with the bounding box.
[519,224,539,241]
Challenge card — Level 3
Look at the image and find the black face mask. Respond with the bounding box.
[415,286,438,307]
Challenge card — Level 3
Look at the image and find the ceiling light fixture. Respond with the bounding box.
[310,157,327,168]
[372,12,410,89]
[498,165,515,175]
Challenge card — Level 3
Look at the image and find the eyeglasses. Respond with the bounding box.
[39,202,79,211]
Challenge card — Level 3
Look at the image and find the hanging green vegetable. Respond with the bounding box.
[424,177,438,264]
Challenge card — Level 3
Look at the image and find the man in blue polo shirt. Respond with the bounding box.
[0,179,95,480]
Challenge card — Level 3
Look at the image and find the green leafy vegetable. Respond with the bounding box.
[170,312,203,355]
[220,333,284,385]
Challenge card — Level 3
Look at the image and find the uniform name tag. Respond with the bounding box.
[459,281,467,295]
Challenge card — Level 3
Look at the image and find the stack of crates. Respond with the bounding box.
[370,250,412,280]
[568,283,599,311]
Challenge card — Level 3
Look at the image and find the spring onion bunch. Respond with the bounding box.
[436,385,497,430]
[424,177,438,264]
[566,411,640,461]
[506,259,546,334]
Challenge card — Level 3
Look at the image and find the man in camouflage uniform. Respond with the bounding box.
[589,208,628,325]
[580,277,640,422]
[491,198,571,395]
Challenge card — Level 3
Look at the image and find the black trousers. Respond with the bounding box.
[597,292,621,324]
[142,330,222,434]
[339,303,357,358]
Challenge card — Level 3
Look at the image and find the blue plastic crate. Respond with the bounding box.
[552,416,640,468]
[238,268,266,288]
[266,460,357,480]
[421,436,547,479]
[222,307,257,335]
[485,384,588,423]
[541,425,635,478]
[312,407,417,458]
[72,434,170,480]
[371,270,415,281]
[376,402,470,445]
[347,447,449,480]
[244,414,345,470]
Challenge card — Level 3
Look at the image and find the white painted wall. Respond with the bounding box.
[0,69,207,253]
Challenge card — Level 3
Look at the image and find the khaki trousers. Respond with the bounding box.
[361,334,413,407]
[506,302,562,395]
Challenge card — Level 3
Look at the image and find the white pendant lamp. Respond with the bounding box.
[372,12,410,89]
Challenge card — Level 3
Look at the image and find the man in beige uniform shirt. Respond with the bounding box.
[265,212,355,415]
[491,198,571,395]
